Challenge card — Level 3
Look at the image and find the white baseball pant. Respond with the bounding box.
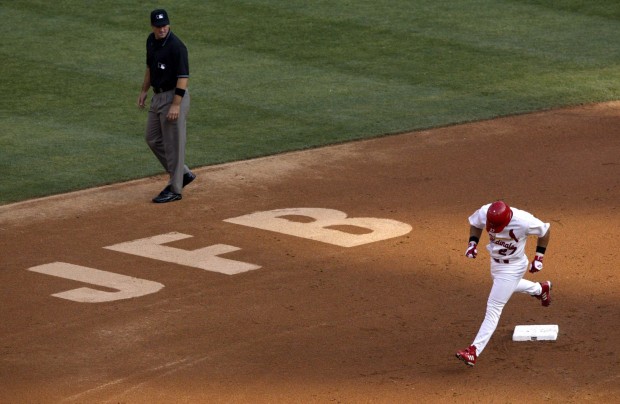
[472,257,542,355]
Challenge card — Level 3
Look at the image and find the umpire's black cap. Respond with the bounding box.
[151,9,170,27]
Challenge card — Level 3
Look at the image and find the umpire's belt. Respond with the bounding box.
[153,86,174,94]
[493,258,510,264]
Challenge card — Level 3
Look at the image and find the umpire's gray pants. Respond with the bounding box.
[145,89,191,194]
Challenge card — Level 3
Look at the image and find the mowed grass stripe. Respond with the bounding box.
[1,1,619,204]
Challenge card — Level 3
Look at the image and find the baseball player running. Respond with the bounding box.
[456,200,552,367]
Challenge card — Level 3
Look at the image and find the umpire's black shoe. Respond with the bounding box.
[183,171,196,187]
[152,187,182,203]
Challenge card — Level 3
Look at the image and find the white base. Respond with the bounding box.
[512,324,559,341]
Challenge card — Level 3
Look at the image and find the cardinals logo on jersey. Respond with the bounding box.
[489,233,517,255]
[509,229,519,243]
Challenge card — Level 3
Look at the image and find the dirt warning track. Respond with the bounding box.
[1,103,619,402]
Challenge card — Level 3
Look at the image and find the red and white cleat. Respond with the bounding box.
[455,345,477,367]
[536,281,552,307]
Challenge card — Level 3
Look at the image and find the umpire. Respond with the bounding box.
[138,9,195,203]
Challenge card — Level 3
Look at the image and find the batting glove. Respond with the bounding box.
[529,253,544,273]
[465,241,478,259]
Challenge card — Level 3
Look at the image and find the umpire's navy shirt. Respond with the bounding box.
[146,31,189,90]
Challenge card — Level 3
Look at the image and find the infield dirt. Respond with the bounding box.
[1,102,619,403]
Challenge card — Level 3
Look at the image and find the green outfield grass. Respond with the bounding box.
[1,1,618,204]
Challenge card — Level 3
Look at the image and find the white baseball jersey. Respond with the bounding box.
[469,204,550,263]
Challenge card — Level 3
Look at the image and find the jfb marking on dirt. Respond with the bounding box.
[224,207,412,247]
[104,232,262,275]
[27,208,412,303]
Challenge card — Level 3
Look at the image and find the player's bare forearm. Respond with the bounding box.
[465,225,482,258]
[537,228,551,249]
[469,225,483,241]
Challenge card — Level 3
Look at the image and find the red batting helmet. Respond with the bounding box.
[486,201,513,233]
